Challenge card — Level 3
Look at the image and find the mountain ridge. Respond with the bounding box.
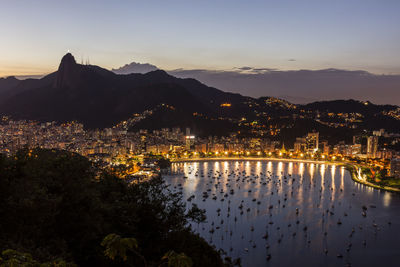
[109,60,400,105]
[0,54,248,128]
[0,54,398,141]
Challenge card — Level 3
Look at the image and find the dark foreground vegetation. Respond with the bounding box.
[0,148,230,266]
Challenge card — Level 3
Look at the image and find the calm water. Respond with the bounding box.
[164,160,400,267]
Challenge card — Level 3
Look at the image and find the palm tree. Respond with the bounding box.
[101,233,147,267]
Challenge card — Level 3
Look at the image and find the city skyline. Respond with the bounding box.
[1,0,400,78]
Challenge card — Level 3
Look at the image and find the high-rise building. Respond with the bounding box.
[367,136,379,158]
[390,158,400,178]
[306,132,319,152]
[320,140,329,154]
[353,135,362,145]
[350,144,362,156]
[185,128,195,151]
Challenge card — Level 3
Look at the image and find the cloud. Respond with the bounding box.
[234,67,277,74]
[237,66,253,71]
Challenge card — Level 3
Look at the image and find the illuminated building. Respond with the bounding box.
[367,136,379,158]
[390,158,400,178]
[306,132,319,152]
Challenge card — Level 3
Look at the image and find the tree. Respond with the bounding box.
[161,251,192,267]
[101,233,148,266]
[186,204,207,224]
[0,148,225,267]
[0,249,75,267]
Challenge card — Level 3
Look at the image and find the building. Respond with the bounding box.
[294,137,306,153]
[195,143,207,153]
[320,140,329,154]
[210,143,225,153]
[350,144,362,156]
[367,136,379,158]
[373,129,385,137]
[185,128,195,151]
[390,158,400,178]
[306,132,319,152]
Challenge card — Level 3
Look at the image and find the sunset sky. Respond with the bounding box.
[1,0,399,77]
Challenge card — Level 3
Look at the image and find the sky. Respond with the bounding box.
[1,0,400,77]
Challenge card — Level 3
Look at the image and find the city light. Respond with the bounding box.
[220,103,232,107]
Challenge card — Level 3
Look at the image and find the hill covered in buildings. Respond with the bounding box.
[0,53,399,145]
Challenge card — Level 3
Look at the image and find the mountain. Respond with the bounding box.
[0,76,20,93]
[302,99,396,114]
[0,54,398,142]
[110,61,400,105]
[0,53,247,128]
[112,62,158,74]
[168,68,400,105]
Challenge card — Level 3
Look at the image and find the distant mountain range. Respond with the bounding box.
[169,68,400,105]
[109,61,400,105]
[0,54,399,143]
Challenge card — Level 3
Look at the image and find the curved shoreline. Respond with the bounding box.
[172,156,340,165]
[170,157,400,193]
[345,164,400,193]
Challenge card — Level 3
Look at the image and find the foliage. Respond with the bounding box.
[0,249,75,267]
[101,234,138,261]
[161,251,192,267]
[0,148,224,266]
[186,204,207,224]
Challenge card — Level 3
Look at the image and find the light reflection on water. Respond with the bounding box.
[165,161,400,267]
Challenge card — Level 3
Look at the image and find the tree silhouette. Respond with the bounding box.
[161,250,193,267]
